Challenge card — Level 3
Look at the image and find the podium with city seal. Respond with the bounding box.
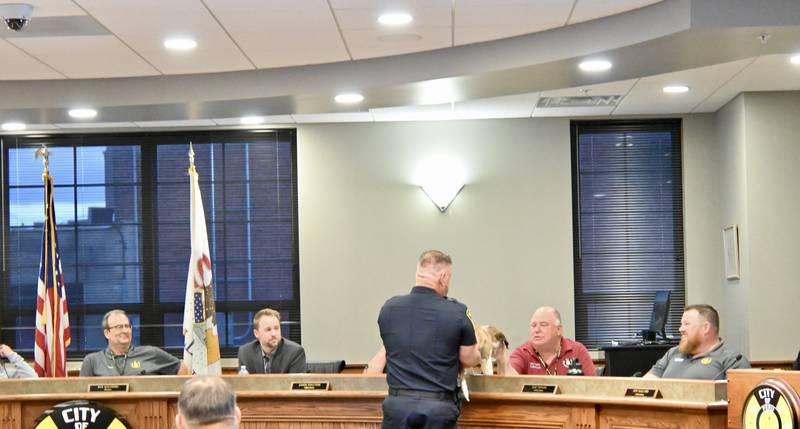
[0,373,728,429]
[727,369,800,429]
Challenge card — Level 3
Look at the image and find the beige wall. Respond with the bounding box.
[740,92,800,360]
[297,115,739,363]
[298,119,574,362]
[715,95,752,356]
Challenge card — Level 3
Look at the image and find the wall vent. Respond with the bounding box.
[537,95,622,108]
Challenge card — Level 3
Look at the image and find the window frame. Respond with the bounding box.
[570,119,686,349]
[0,130,300,358]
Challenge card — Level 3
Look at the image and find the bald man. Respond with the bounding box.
[507,307,595,376]
[175,376,241,429]
[378,250,480,429]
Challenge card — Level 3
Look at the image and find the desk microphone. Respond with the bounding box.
[713,354,743,380]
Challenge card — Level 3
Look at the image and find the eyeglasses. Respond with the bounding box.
[106,324,132,331]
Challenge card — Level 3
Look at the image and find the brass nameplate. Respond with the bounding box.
[88,383,129,392]
[521,384,560,394]
[290,381,330,391]
[624,388,662,398]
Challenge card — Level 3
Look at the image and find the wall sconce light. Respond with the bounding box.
[416,157,465,212]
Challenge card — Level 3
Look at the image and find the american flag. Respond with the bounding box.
[34,173,71,377]
[183,161,221,375]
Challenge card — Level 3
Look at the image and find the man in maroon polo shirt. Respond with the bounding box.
[507,306,596,376]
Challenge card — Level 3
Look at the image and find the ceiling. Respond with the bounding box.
[1,0,799,131]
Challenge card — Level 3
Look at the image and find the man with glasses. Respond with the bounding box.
[80,309,189,376]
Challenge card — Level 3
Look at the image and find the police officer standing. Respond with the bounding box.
[378,250,481,429]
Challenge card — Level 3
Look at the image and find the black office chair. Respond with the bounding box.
[794,350,799,371]
[306,360,346,373]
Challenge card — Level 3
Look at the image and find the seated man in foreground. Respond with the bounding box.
[645,304,750,380]
[80,309,189,376]
[507,306,595,376]
[175,376,241,429]
[0,344,37,379]
[237,308,306,374]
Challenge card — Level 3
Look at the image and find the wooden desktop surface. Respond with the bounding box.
[0,374,729,429]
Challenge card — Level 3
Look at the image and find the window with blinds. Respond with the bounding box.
[571,120,685,349]
[0,130,299,357]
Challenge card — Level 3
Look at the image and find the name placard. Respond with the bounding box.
[88,383,129,392]
[521,384,560,394]
[290,381,330,391]
[624,388,662,398]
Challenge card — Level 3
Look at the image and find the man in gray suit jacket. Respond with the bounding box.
[237,308,306,374]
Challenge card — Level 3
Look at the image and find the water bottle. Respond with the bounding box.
[238,365,249,375]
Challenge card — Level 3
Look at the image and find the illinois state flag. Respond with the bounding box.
[182,164,221,375]
[34,173,71,377]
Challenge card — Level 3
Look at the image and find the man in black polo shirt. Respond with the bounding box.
[378,250,481,429]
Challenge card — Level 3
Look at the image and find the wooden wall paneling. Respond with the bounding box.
[0,401,22,429]
[597,405,726,429]
[459,398,590,428]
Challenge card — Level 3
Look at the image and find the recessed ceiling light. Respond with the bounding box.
[2,122,26,131]
[578,60,612,72]
[663,85,690,94]
[164,37,197,51]
[335,93,364,104]
[69,108,98,119]
[790,54,800,65]
[240,116,264,125]
[378,12,413,26]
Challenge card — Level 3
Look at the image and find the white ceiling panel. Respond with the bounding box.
[13,36,159,78]
[455,0,571,45]
[74,0,253,74]
[292,112,374,123]
[330,0,451,10]
[212,116,295,125]
[454,92,539,119]
[334,6,451,30]
[613,59,752,115]
[18,0,87,17]
[539,79,638,97]
[204,0,348,67]
[344,27,451,60]
[0,39,63,80]
[569,0,662,25]
[694,55,800,112]
[229,30,349,69]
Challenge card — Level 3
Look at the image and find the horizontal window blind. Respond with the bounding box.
[571,120,685,349]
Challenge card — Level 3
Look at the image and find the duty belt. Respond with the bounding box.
[388,388,455,401]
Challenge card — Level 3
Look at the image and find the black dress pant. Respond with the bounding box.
[381,395,459,429]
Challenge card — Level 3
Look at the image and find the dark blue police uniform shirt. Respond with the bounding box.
[378,286,477,393]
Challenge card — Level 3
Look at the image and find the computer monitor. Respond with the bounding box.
[643,291,671,342]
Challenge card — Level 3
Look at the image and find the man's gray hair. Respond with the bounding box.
[101,309,128,330]
[177,376,237,427]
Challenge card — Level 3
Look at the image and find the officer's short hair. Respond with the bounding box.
[418,250,452,268]
[253,308,281,331]
[177,376,237,427]
[102,309,128,330]
[685,304,720,332]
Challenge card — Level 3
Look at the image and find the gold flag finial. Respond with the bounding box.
[34,144,50,173]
